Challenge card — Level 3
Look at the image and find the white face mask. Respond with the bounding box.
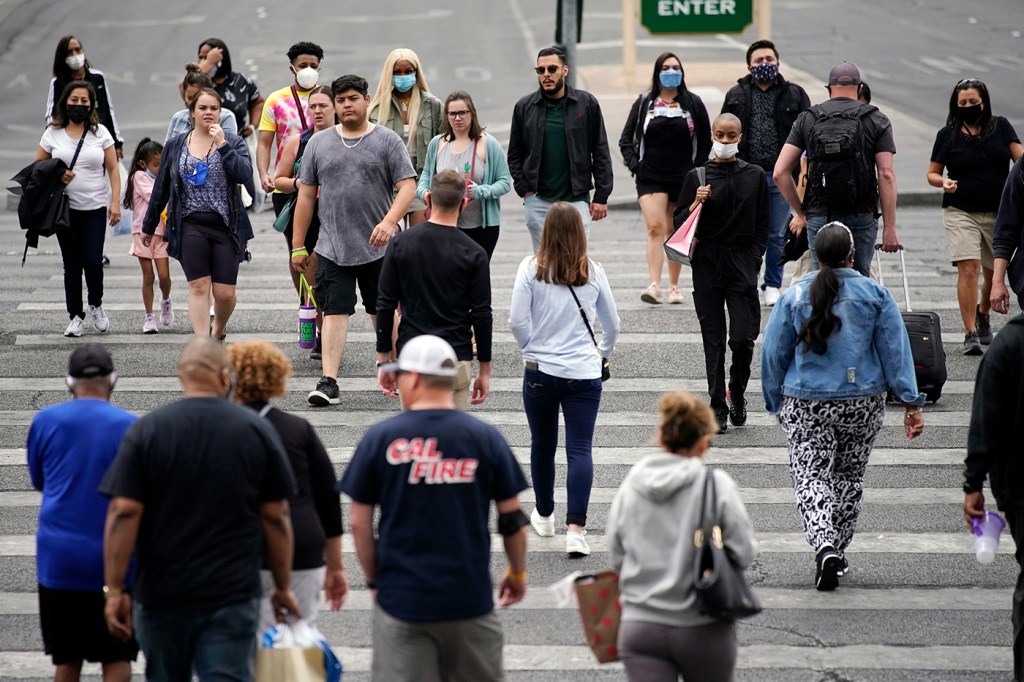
[712,141,739,159]
[66,53,86,71]
[294,67,318,90]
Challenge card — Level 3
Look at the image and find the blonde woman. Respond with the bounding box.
[368,48,444,226]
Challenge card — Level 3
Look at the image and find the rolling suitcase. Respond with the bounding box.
[874,245,946,403]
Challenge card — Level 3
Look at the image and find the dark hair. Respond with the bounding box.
[797,222,852,355]
[946,78,994,142]
[441,90,483,142]
[287,41,324,64]
[745,39,778,66]
[858,81,872,104]
[536,202,589,286]
[197,38,232,78]
[52,80,99,131]
[537,46,566,64]
[649,52,687,96]
[183,63,215,96]
[52,35,88,81]
[332,74,368,97]
[187,87,221,114]
[124,138,163,210]
[428,170,465,213]
[658,392,719,452]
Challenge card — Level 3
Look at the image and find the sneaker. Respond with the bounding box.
[963,331,982,356]
[640,283,662,304]
[64,316,84,337]
[764,286,781,307]
[308,376,340,406]
[566,530,590,558]
[716,411,729,433]
[667,285,684,304]
[142,314,158,334]
[88,305,110,333]
[728,392,747,426]
[159,298,175,327]
[309,334,322,361]
[976,308,993,345]
[815,544,842,591]
[101,254,111,267]
[836,555,850,577]
[530,508,555,538]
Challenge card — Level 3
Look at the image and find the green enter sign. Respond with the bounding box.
[641,0,754,34]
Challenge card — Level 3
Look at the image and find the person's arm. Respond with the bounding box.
[991,161,1024,313]
[964,347,1008,525]
[760,295,798,414]
[873,289,927,436]
[605,486,626,572]
[470,136,513,200]
[257,129,276,192]
[26,422,43,490]
[773,143,805,227]
[375,245,399,395]
[588,97,613,218]
[594,265,620,359]
[1012,141,1024,163]
[618,96,642,174]
[470,250,493,405]
[45,79,56,123]
[349,501,378,592]
[416,137,438,202]
[103,497,143,641]
[876,150,899,252]
[926,161,956,192]
[372,177,415,247]
[247,92,266,138]
[217,134,253,185]
[673,169,700,227]
[796,155,808,203]
[104,142,121,227]
[496,496,527,608]
[306,425,346,609]
[273,134,301,193]
[507,101,529,197]
[220,110,238,137]
[508,258,533,349]
[690,96,713,165]
[753,171,770,254]
[99,75,124,156]
[260,499,301,620]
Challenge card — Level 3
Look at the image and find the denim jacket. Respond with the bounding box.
[760,269,925,414]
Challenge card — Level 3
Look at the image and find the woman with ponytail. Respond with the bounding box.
[761,221,925,591]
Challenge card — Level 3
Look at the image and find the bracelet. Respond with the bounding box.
[904,407,923,417]
[294,178,300,191]
[505,567,527,582]
[291,248,308,257]
[102,585,124,600]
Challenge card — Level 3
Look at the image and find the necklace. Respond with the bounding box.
[341,126,370,149]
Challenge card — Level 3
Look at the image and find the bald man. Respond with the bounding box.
[100,338,299,682]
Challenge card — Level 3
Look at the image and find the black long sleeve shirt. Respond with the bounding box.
[675,159,770,252]
[376,223,493,362]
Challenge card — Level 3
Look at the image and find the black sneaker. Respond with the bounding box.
[815,544,842,591]
[963,331,982,356]
[728,392,747,426]
[308,376,340,406]
[309,334,322,361]
[976,308,993,345]
[101,254,111,267]
[716,411,729,433]
[836,555,850,577]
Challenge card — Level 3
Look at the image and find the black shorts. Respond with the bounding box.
[179,211,240,285]
[636,166,685,203]
[274,192,320,254]
[315,255,382,316]
[38,584,139,665]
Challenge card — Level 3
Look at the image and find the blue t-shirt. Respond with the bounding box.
[27,398,137,591]
[339,409,528,622]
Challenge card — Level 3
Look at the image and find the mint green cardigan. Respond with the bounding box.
[416,132,512,228]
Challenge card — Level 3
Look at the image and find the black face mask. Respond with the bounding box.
[66,105,90,123]
[959,103,983,125]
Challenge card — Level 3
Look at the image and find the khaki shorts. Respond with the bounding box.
[452,360,473,412]
[943,207,995,268]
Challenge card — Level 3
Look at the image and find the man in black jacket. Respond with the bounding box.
[721,40,809,306]
[964,314,1024,680]
[508,46,613,252]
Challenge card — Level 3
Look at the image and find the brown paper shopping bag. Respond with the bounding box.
[573,570,622,663]
[255,646,326,682]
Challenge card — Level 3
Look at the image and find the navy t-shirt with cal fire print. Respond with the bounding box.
[340,409,528,622]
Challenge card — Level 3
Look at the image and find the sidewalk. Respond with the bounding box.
[578,61,942,211]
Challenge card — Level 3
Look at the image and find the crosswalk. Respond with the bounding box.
[0,203,1015,681]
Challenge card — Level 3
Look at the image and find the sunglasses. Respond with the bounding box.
[957,78,983,87]
[447,110,471,119]
[534,65,563,75]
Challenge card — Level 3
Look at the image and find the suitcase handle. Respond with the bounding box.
[874,244,912,313]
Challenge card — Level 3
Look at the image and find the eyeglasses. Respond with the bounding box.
[447,110,471,119]
[534,65,562,75]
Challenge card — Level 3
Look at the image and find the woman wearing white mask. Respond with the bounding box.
[47,35,123,160]
[368,48,444,227]
[674,113,769,433]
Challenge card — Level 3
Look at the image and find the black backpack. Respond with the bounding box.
[806,103,877,214]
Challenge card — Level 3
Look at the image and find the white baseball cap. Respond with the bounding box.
[380,334,459,377]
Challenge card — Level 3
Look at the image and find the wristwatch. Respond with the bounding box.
[102,585,124,599]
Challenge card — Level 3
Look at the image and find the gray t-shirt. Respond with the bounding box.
[299,124,416,266]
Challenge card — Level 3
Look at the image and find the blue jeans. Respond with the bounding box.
[522,368,602,527]
[134,598,258,682]
[523,195,590,252]
[762,173,793,289]
[806,213,879,277]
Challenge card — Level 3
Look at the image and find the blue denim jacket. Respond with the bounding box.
[760,269,925,414]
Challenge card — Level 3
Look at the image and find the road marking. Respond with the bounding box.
[324,9,453,22]
[82,16,206,28]
[505,0,539,61]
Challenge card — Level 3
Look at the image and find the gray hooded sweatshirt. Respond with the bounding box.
[606,452,758,627]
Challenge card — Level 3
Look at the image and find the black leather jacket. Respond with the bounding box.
[721,74,810,171]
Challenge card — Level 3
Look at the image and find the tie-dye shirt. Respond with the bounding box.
[258,84,312,169]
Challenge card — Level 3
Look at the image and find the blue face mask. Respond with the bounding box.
[183,161,209,187]
[659,69,683,89]
[392,74,416,93]
[145,168,157,180]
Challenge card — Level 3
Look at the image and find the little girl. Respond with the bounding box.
[124,138,174,333]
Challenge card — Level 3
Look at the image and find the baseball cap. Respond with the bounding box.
[827,62,862,86]
[380,335,458,377]
[68,343,114,378]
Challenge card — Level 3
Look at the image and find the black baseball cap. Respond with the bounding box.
[68,343,114,378]
[828,62,862,86]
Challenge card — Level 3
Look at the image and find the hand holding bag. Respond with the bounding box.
[664,166,706,266]
[573,571,622,663]
[692,469,763,621]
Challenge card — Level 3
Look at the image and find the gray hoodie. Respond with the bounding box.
[606,452,758,627]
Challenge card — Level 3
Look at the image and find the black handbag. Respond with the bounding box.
[692,469,762,620]
[567,285,610,382]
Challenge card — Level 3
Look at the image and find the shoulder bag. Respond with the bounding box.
[47,128,89,236]
[692,468,762,621]
[567,284,610,382]
[290,85,309,132]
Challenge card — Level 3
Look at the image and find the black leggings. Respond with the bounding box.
[461,225,500,260]
[56,207,106,320]
[179,211,240,285]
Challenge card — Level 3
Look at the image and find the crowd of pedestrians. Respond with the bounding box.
[22,26,1024,682]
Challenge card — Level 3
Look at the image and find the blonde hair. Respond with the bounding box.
[658,392,718,453]
[227,341,292,404]
[368,48,431,153]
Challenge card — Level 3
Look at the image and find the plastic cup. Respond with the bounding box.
[972,511,1007,564]
[298,305,317,349]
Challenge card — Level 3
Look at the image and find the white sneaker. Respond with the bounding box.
[566,530,590,557]
[764,286,781,307]
[64,316,84,337]
[89,305,110,333]
[142,314,159,334]
[159,298,175,327]
[530,508,554,538]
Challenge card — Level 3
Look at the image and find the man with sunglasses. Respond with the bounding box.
[508,46,613,252]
